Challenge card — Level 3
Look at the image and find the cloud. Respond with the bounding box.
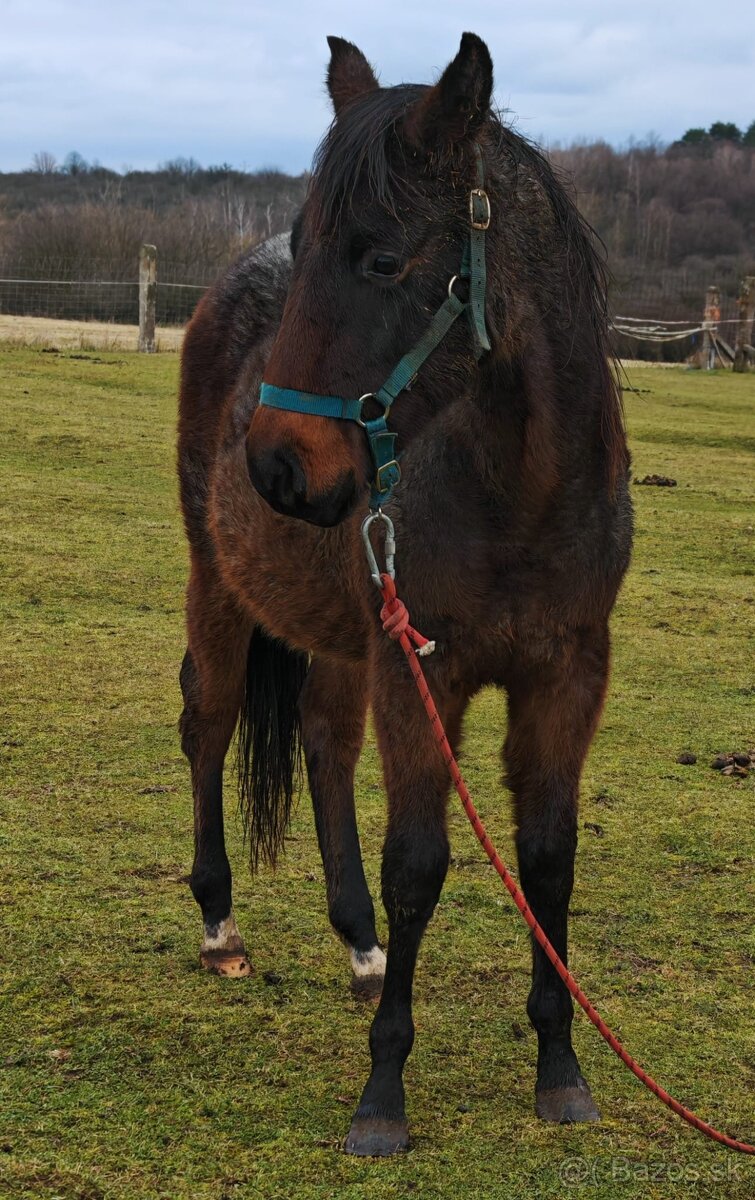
[1,0,753,171]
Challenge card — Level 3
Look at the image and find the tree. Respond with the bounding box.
[679,128,708,145]
[159,156,201,177]
[708,121,742,142]
[743,120,755,148]
[62,150,90,176]
[31,150,58,174]
[206,163,235,180]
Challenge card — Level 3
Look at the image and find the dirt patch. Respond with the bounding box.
[0,314,183,351]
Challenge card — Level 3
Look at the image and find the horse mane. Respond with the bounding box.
[491,125,628,491]
[309,87,627,492]
[311,84,427,226]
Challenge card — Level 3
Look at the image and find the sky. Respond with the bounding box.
[1,0,753,174]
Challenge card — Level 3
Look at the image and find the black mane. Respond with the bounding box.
[311,84,427,226]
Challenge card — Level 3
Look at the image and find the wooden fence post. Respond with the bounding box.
[700,284,720,370]
[733,276,755,373]
[138,244,157,353]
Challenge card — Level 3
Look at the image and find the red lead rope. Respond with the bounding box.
[378,574,754,1154]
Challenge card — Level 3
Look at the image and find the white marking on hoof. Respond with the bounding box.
[201,912,244,953]
[200,912,252,977]
[350,945,386,979]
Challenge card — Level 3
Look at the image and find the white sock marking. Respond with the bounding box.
[350,945,386,978]
[201,913,242,952]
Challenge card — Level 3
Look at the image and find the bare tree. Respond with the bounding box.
[31,151,58,174]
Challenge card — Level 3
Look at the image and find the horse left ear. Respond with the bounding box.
[326,36,379,116]
[406,32,493,147]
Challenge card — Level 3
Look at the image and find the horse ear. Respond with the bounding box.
[326,36,379,115]
[406,33,493,147]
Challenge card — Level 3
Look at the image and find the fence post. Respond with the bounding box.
[733,276,755,373]
[138,244,157,353]
[700,285,720,370]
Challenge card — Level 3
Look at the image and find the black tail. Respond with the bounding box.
[236,627,309,869]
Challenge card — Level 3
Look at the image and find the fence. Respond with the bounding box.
[611,276,754,369]
[0,251,219,327]
[0,245,753,368]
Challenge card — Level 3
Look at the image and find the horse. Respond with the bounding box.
[177,32,633,1156]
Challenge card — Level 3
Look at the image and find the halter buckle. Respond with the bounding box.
[375,459,401,494]
[469,187,491,231]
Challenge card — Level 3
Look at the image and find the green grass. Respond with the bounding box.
[0,347,753,1200]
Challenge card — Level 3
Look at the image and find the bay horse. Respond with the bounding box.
[178,33,633,1156]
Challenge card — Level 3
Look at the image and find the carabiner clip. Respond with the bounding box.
[361,510,396,587]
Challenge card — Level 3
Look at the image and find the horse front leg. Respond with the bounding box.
[505,625,610,1123]
[298,656,384,999]
[180,563,253,977]
[346,655,467,1156]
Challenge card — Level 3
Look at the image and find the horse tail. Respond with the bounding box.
[236,626,309,869]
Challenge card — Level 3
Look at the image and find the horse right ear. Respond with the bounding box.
[406,33,493,148]
[326,36,379,116]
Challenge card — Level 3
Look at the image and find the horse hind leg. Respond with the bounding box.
[180,567,253,977]
[504,626,610,1123]
[298,657,384,1000]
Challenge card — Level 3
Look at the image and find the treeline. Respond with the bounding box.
[551,132,754,303]
[0,158,308,282]
[1,131,753,352]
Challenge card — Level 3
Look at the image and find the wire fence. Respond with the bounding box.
[0,254,750,364]
[0,258,212,325]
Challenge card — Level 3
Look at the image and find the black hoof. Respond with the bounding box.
[350,973,384,1002]
[344,1116,410,1157]
[536,1081,601,1123]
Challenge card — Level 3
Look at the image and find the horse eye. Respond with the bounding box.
[368,253,401,278]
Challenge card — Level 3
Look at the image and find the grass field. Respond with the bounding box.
[0,346,753,1200]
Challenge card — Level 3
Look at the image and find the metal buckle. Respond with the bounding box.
[469,187,491,230]
[375,460,401,493]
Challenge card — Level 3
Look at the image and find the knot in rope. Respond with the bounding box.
[378,575,436,656]
[380,592,409,641]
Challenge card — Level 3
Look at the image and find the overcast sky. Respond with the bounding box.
[2,0,753,173]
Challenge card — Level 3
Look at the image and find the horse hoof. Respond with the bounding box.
[349,947,386,1002]
[199,949,253,978]
[536,1082,600,1123]
[349,972,383,1002]
[345,1116,410,1157]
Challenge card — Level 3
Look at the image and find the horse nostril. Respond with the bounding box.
[271,448,306,509]
[248,444,357,526]
[248,445,307,514]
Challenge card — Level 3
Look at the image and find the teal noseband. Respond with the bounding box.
[259,144,491,510]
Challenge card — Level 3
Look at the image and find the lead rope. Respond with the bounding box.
[376,570,754,1154]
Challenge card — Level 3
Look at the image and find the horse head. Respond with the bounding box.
[247,33,498,525]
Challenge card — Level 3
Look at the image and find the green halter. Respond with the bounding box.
[259,144,491,510]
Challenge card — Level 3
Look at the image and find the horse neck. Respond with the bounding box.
[461,335,616,510]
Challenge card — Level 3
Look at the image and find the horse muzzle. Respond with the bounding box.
[247,442,359,526]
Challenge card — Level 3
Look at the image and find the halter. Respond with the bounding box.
[259,144,491,510]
